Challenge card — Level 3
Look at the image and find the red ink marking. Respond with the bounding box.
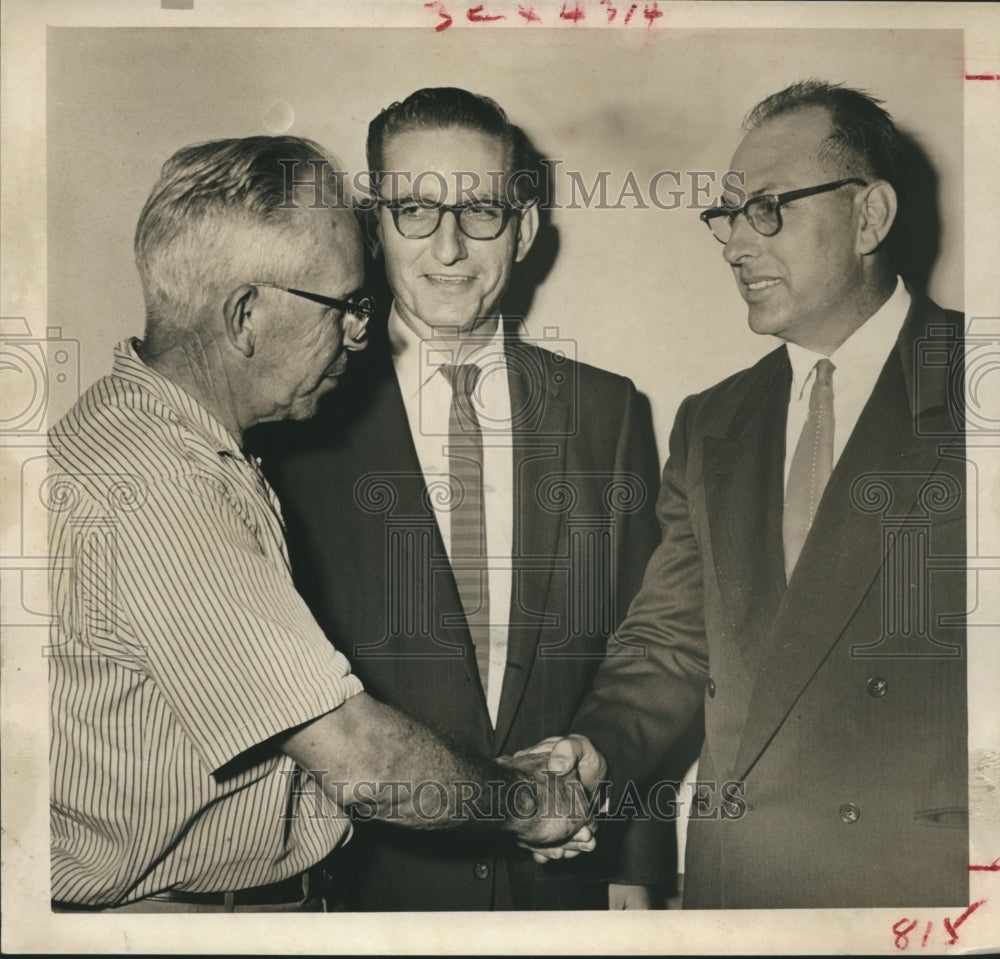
[517,4,541,22]
[970,857,1000,870]
[424,1,453,31]
[944,899,986,945]
[623,3,638,24]
[966,74,1000,80]
[921,920,932,948]
[600,0,618,22]
[559,1,585,23]
[893,917,917,950]
[467,4,504,21]
[642,1,663,24]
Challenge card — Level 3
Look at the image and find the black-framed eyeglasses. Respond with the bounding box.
[699,178,868,244]
[379,199,519,240]
[254,282,375,321]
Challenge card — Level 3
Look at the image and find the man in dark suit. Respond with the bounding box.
[258,88,675,910]
[533,80,968,909]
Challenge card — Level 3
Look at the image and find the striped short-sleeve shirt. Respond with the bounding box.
[48,340,363,906]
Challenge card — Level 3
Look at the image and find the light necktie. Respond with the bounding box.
[440,363,491,695]
[783,357,835,580]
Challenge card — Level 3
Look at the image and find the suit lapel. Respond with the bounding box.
[703,348,790,672]
[351,358,484,682]
[494,339,567,751]
[352,362,421,473]
[731,295,959,778]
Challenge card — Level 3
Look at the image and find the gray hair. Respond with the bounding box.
[134,135,346,333]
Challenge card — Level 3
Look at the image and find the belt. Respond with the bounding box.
[53,864,330,912]
[149,871,311,908]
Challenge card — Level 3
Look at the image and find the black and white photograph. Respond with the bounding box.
[2,0,998,953]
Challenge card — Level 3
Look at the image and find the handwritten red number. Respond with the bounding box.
[944,899,986,946]
[424,1,453,31]
[623,3,638,24]
[893,918,917,950]
[559,2,585,23]
[467,4,504,21]
[920,921,932,947]
[517,4,541,22]
[643,2,663,24]
[600,0,618,22]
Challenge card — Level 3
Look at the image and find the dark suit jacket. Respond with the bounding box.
[573,294,968,909]
[256,324,667,910]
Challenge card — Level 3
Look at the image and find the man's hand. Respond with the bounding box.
[281,696,596,839]
[519,823,597,863]
[513,734,608,793]
[508,734,608,863]
[609,883,657,909]
[496,751,595,849]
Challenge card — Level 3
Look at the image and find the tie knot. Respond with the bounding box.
[814,357,835,387]
[442,363,483,429]
[441,363,482,397]
[807,358,835,414]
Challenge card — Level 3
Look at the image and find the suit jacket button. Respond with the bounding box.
[839,803,860,824]
[707,679,716,698]
[473,862,491,880]
[866,676,888,697]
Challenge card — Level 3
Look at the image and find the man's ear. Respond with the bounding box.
[514,200,540,263]
[856,180,898,255]
[223,284,258,357]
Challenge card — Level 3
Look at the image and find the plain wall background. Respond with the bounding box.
[47,26,964,457]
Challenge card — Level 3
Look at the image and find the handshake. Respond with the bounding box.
[500,734,608,862]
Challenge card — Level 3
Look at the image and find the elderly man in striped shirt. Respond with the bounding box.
[48,136,595,913]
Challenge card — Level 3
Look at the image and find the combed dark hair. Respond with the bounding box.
[744,80,903,189]
[366,87,534,203]
[135,135,345,326]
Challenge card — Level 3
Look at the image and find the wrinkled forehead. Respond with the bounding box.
[729,106,834,195]
[378,125,511,202]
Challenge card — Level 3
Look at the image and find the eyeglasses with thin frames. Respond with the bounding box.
[253,282,375,322]
[699,178,868,244]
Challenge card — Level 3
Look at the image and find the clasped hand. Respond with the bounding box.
[502,734,607,864]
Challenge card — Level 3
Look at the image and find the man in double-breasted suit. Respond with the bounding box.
[257,87,675,910]
[535,80,968,909]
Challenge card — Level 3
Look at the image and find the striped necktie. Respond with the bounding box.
[783,357,835,580]
[440,363,491,696]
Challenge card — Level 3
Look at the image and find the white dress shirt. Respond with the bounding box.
[784,278,911,489]
[389,307,514,726]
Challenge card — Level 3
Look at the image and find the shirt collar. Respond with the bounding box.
[786,277,910,399]
[388,304,507,396]
[114,338,245,457]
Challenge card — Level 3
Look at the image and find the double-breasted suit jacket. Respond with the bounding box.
[574,294,968,908]
[257,326,665,910]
